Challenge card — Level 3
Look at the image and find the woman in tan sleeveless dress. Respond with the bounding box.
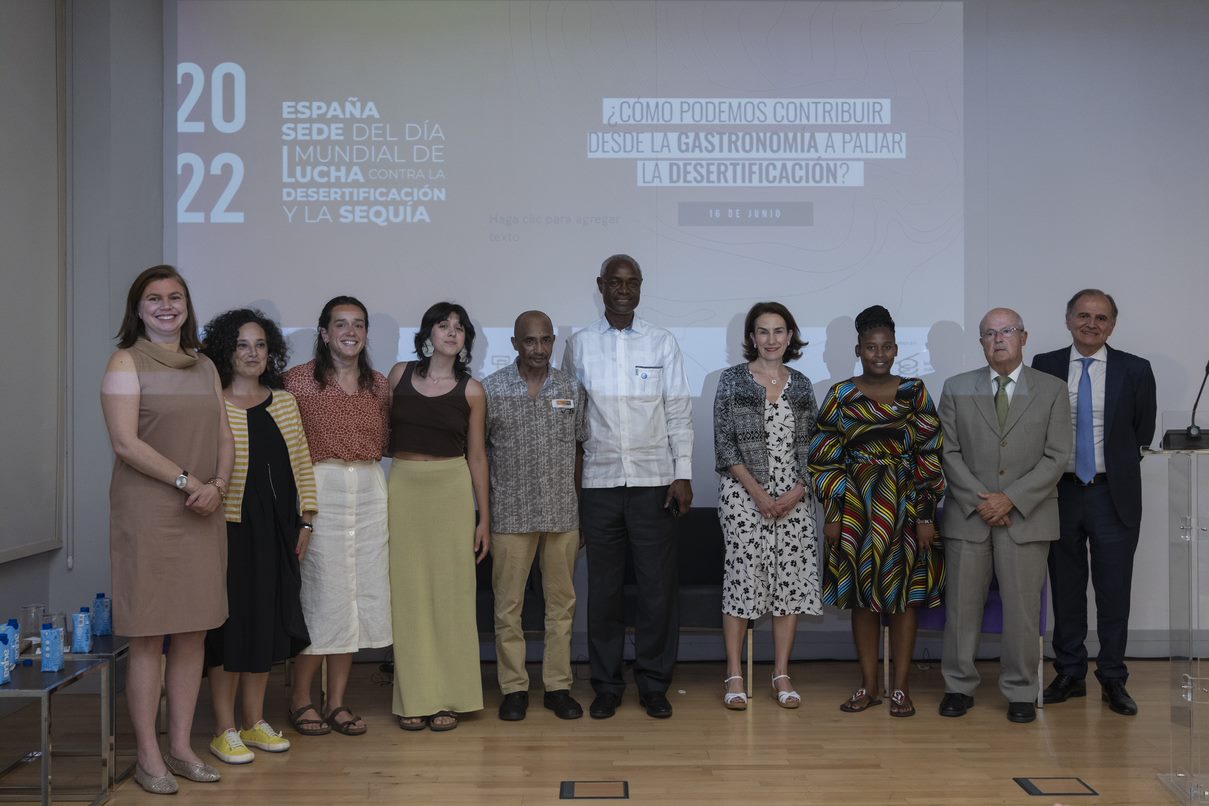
[102,265,233,794]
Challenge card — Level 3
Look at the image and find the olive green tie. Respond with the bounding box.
[996,375,1012,429]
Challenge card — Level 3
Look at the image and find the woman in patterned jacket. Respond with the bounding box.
[713,301,821,711]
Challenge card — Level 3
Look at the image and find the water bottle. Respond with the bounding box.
[0,634,11,684]
[71,609,92,653]
[92,593,112,637]
[0,621,17,656]
[40,623,63,672]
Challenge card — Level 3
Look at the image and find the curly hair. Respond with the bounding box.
[855,304,895,337]
[201,308,289,389]
[413,301,475,379]
[742,301,806,362]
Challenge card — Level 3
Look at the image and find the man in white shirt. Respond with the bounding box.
[562,254,693,719]
[1032,290,1156,716]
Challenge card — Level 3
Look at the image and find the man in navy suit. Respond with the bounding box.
[1032,289,1156,715]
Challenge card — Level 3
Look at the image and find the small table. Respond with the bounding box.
[65,636,131,788]
[0,658,109,805]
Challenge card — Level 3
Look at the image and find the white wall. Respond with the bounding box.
[8,0,1206,658]
[0,0,59,612]
[46,0,164,616]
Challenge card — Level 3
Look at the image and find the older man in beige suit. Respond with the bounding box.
[937,308,1073,724]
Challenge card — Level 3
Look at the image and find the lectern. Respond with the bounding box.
[1160,435,1209,804]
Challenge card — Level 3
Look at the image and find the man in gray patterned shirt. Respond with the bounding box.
[483,310,588,722]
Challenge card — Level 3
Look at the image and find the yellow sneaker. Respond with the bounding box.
[240,720,291,753]
[209,729,254,764]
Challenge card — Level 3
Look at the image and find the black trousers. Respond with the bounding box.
[1049,477,1140,683]
[580,486,679,697]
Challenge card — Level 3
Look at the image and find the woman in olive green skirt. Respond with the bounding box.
[385,303,490,731]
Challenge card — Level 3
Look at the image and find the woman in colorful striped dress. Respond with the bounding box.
[808,305,945,718]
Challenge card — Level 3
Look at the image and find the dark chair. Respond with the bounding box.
[621,507,753,694]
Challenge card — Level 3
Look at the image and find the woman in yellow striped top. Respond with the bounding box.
[200,309,319,763]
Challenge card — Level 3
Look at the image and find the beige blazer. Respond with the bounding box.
[938,364,1072,544]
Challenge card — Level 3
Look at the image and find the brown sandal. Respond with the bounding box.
[428,710,458,732]
[889,689,916,718]
[839,688,883,713]
[287,703,331,736]
[324,705,368,735]
[398,715,428,731]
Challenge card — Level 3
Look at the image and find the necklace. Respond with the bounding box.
[750,366,783,386]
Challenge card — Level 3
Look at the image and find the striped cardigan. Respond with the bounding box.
[222,391,319,523]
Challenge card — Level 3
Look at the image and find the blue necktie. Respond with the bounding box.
[1075,356,1096,483]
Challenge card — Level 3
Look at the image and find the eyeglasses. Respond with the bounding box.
[979,326,1023,341]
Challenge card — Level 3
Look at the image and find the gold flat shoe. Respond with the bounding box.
[164,752,222,782]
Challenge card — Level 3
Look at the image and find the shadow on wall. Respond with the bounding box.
[696,310,752,482]
[367,312,401,375]
[919,319,966,395]
[814,315,856,396]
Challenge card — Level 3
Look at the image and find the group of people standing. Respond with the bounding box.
[714,294,1155,727]
[101,258,1156,796]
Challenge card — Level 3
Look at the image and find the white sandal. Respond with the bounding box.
[771,674,801,709]
[722,675,748,710]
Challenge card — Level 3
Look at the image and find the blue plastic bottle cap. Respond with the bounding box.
[81,607,90,613]
[96,593,105,597]
[41,623,52,630]
[22,659,32,666]
[0,635,8,644]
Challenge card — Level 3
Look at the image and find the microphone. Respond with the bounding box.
[1162,359,1209,449]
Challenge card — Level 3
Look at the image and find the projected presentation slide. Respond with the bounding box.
[169,0,963,411]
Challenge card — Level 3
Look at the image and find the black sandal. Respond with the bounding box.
[287,703,331,736]
[324,705,368,735]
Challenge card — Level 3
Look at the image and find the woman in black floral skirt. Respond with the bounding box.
[712,301,821,710]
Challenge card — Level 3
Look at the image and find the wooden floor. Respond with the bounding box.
[0,659,1178,804]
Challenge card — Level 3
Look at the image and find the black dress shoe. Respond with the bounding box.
[1100,679,1138,716]
[498,691,529,721]
[1043,674,1087,704]
[543,690,584,720]
[638,691,673,719]
[1007,701,1036,723]
[589,692,621,719]
[938,692,974,717]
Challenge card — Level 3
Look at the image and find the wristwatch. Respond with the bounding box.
[174,470,189,490]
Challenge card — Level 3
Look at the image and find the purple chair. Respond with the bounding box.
[881,575,1050,707]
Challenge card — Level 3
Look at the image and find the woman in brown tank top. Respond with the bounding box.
[101,265,234,794]
[386,302,490,731]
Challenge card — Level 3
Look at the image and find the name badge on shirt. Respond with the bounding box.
[635,365,663,380]
[551,399,575,409]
